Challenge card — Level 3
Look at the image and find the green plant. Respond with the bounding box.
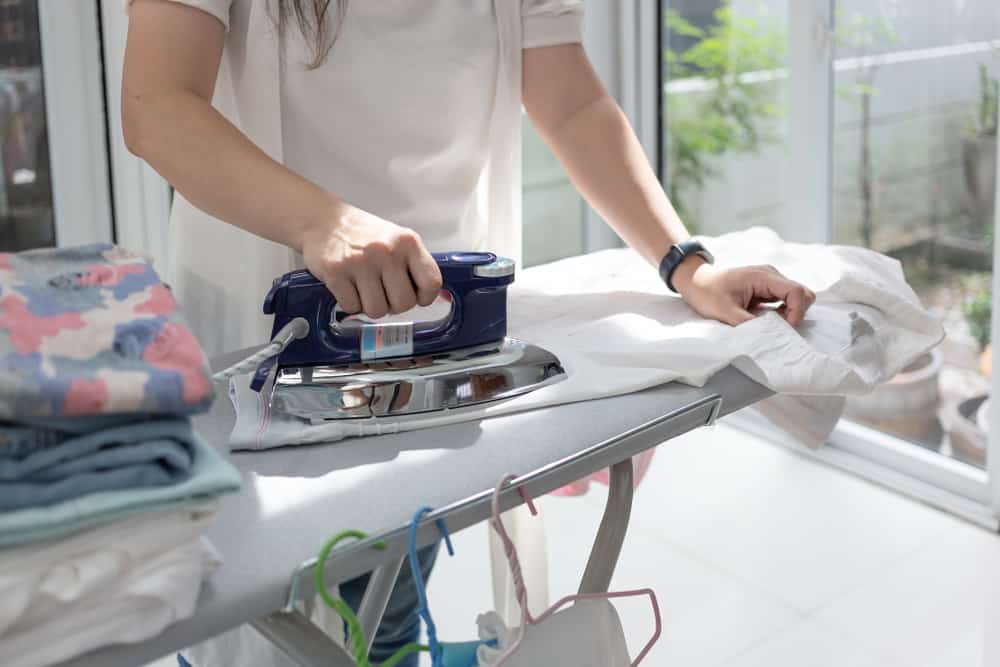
[835,11,898,249]
[972,63,998,138]
[663,3,785,228]
[964,291,992,350]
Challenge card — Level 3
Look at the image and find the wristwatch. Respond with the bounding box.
[658,239,714,293]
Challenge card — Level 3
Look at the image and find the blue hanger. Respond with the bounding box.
[408,507,492,667]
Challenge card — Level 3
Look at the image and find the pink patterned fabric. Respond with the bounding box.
[0,244,214,419]
[553,449,656,497]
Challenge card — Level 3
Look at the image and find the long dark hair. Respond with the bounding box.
[276,0,347,69]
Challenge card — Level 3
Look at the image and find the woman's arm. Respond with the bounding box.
[523,45,814,326]
[123,0,440,317]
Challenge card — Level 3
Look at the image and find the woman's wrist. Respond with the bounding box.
[288,190,347,252]
[670,254,709,298]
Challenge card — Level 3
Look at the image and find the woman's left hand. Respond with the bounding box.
[671,258,816,327]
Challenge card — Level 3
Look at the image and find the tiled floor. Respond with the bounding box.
[154,422,1000,666]
[420,422,1000,667]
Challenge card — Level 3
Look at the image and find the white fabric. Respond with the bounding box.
[230,228,945,451]
[0,534,220,667]
[0,504,217,637]
[281,3,498,255]
[475,603,632,667]
[137,0,584,357]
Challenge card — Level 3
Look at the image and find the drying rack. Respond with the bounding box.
[252,394,723,667]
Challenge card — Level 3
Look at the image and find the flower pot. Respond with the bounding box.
[976,398,990,434]
[962,133,997,234]
[844,348,943,444]
[981,344,992,380]
[943,394,989,466]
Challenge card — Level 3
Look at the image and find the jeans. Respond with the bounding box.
[177,542,440,667]
[340,542,440,667]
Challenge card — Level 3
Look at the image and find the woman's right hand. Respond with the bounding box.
[298,204,443,319]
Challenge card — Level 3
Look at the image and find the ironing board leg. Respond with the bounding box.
[357,555,406,654]
[251,609,357,667]
[578,458,634,595]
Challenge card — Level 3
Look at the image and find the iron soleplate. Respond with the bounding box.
[268,337,566,422]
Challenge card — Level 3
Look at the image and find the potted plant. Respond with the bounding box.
[835,12,898,249]
[843,348,943,445]
[963,289,992,379]
[663,2,785,228]
[962,64,998,235]
[943,290,992,466]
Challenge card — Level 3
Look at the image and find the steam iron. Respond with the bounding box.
[255,252,566,423]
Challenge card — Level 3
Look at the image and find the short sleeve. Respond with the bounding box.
[522,0,584,48]
[125,0,231,31]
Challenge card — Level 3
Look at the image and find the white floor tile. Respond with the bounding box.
[626,424,961,612]
[720,618,900,667]
[813,519,1000,667]
[614,533,800,667]
[415,421,999,667]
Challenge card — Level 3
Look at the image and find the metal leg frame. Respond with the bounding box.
[250,556,406,667]
[578,458,635,595]
[248,394,723,666]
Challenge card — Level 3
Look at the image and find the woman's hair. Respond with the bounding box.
[276,0,347,69]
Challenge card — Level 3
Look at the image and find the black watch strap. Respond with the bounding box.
[658,239,714,293]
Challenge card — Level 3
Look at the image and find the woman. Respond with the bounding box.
[123,1,815,663]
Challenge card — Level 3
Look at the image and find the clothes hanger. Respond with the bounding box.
[315,529,430,667]
[407,506,491,667]
[486,473,663,666]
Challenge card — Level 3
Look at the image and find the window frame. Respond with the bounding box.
[38,0,114,246]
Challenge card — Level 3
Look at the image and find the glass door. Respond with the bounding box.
[0,0,112,252]
[0,0,51,250]
[661,0,1000,525]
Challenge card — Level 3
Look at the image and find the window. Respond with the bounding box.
[662,0,1000,524]
[0,0,112,252]
[0,0,51,251]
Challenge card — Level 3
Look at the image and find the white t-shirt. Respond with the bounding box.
[149,0,583,355]
[280,2,498,251]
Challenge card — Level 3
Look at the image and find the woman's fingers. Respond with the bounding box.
[354,267,390,320]
[751,270,812,326]
[407,244,443,307]
[382,262,419,314]
[324,274,362,315]
[724,306,755,326]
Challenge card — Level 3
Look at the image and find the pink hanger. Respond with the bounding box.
[489,474,662,666]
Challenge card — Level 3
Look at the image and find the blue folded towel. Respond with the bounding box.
[0,419,199,511]
[0,427,241,547]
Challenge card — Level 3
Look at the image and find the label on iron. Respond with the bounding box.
[361,322,414,361]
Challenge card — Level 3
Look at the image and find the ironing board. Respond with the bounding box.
[56,354,771,667]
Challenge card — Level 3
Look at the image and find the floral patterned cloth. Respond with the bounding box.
[0,244,214,420]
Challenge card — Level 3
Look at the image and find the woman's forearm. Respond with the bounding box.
[123,0,337,252]
[524,45,689,266]
[123,89,338,252]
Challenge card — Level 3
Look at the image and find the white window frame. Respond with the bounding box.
[99,0,172,269]
[38,0,113,246]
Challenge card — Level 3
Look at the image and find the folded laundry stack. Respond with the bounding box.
[0,245,241,667]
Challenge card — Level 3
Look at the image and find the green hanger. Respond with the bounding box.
[314,530,429,667]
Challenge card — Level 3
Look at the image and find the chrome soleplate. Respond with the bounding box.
[268,338,566,422]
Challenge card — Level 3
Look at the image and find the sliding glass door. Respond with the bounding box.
[0,0,112,252]
[661,0,1000,525]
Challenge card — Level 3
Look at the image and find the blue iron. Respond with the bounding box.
[255,252,566,422]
